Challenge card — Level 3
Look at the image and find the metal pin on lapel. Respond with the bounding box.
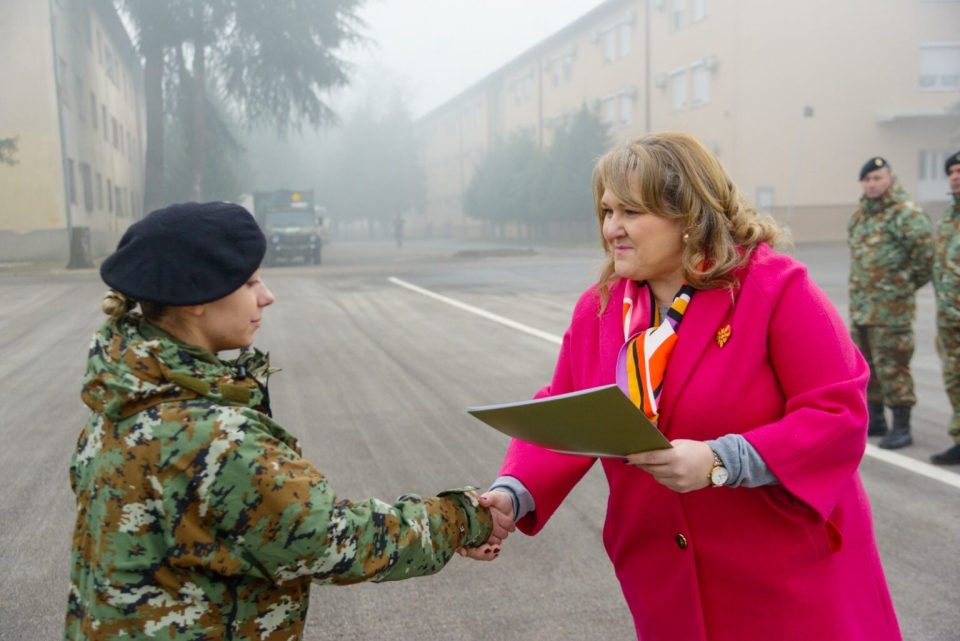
[715,324,731,348]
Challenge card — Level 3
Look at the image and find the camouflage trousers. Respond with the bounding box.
[937,323,960,442]
[851,324,916,407]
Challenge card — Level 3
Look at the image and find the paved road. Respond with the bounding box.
[0,239,957,640]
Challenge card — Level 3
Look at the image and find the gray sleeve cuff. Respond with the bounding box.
[489,475,535,521]
[706,434,779,488]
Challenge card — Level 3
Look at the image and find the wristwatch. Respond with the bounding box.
[709,450,729,487]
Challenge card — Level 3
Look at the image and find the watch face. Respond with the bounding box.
[711,465,729,486]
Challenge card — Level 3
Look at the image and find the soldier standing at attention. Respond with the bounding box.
[65,202,509,641]
[848,157,935,449]
[931,150,960,465]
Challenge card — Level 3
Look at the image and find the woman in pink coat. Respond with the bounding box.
[475,133,901,640]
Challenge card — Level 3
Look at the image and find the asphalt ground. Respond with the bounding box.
[0,238,957,640]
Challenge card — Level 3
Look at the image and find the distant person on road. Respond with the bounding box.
[64,202,509,641]
[465,133,902,641]
[847,156,934,449]
[394,214,405,248]
[931,150,960,465]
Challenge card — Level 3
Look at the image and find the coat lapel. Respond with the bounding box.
[657,285,736,431]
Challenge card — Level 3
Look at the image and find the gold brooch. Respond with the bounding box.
[715,324,731,348]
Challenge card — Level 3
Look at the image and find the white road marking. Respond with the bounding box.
[389,276,960,489]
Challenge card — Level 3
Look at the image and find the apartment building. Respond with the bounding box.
[417,0,960,241]
[0,0,145,263]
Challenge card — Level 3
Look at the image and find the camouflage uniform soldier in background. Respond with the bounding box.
[930,150,960,465]
[848,157,935,449]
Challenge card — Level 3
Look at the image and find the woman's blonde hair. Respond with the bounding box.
[100,290,166,321]
[593,131,783,310]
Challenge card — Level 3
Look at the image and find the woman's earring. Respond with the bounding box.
[682,233,690,243]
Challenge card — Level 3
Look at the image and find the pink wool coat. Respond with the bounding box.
[501,244,901,641]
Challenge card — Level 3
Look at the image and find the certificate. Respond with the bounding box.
[467,384,672,457]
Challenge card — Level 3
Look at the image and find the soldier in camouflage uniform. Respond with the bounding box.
[65,203,504,641]
[848,157,935,449]
[931,150,960,465]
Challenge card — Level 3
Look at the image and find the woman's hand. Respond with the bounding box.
[626,439,715,492]
[457,490,515,561]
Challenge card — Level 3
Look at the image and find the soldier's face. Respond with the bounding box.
[860,168,893,200]
[196,270,275,353]
[948,165,960,195]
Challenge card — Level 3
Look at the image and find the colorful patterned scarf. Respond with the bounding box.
[616,279,695,424]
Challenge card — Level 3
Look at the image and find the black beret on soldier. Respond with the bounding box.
[859,156,889,181]
[100,202,267,306]
[946,150,960,175]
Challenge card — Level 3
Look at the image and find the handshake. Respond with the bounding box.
[457,490,516,561]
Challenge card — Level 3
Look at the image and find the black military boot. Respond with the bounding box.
[930,444,960,465]
[867,401,888,437]
[878,406,912,449]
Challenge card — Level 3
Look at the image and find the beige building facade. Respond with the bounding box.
[417,0,960,241]
[0,0,145,263]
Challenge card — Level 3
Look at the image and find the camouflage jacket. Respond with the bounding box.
[935,194,960,326]
[65,315,492,641]
[848,181,935,325]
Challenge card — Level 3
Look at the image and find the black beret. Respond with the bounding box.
[100,202,267,306]
[859,156,889,180]
[946,150,960,174]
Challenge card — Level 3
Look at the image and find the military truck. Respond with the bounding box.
[253,190,326,266]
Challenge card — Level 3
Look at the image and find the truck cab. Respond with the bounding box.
[254,190,326,266]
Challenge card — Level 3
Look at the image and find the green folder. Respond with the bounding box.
[467,384,672,457]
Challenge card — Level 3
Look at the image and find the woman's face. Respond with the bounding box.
[195,270,275,352]
[601,187,685,288]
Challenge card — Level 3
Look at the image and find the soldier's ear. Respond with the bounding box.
[179,304,206,318]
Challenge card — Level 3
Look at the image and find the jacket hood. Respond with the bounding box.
[82,314,272,422]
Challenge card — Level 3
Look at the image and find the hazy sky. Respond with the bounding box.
[349,0,607,117]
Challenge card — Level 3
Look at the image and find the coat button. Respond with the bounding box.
[675,533,688,549]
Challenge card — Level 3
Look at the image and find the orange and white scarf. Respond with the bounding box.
[616,279,695,424]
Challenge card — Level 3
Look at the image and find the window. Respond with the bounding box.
[104,46,116,83]
[96,172,103,210]
[602,96,617,124]
[79,162,93,212]
[692,0,708,23]
[67,158,77,204]
[90,92,97,130]
[920,43,960,90]
[548,60,561,87]
[118,123,124,155]
[619,22,632,57]
[620,93,634,125]
[107,178,113,213]
[603,29,616,62]
[112,117,118,148]
[562,52,575,82]
[670,68,688,111]
[691,62,710,105]
[96,29,102,65]
[917,149,951,201]
[756,187,775,212]
[58,58,70,108]
[115,186,124,216]
[74,75,85,122]
[672,0,686,31]
[102,105,109,141]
